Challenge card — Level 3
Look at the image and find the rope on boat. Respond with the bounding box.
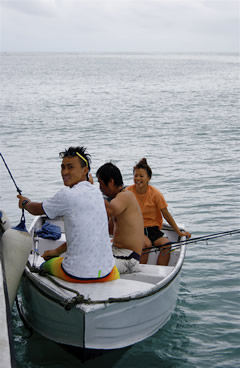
[26,262,179,309]
[27,263,89,309]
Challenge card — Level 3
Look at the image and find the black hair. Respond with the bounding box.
[133,158,152,179]
[60,146,91,171]
[96,162,123,187]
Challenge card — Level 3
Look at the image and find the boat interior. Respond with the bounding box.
[25,216,184,304]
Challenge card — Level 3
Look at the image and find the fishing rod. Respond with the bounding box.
[142,228,240,255]
[0,153,22,195]
[0,152,27,231]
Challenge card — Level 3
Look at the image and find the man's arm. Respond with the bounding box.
[104,193,127,217]
[42,242,67,260]
[17,195,45,216]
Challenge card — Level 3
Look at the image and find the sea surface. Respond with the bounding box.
[0,52,240,368]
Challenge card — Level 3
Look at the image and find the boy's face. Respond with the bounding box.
[61,156,88,187]
[97,177,115,198]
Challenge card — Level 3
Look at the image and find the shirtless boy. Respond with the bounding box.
[96,163,144,274]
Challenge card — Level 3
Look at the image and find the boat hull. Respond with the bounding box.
[20,265,182,349]
[21,274,85,347]
[84,273,181,349]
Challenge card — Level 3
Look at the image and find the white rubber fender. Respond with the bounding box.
[0,210,11,232]
[2,229,32,308]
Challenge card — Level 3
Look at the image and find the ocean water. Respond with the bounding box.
[0,52,240,368]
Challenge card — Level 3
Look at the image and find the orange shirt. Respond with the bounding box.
[127,184,168,229]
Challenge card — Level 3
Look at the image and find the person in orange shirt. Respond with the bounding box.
[127,158,191,266]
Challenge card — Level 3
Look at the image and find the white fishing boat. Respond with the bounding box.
[18,214,186,350]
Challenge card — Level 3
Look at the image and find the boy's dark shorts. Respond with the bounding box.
[144,226,164,245]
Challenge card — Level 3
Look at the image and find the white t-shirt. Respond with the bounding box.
[42,181,114,279]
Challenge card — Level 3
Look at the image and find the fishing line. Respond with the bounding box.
[142,229,240,255]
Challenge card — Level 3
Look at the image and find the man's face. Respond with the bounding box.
[61,156,88,187]
[98,177,115,198]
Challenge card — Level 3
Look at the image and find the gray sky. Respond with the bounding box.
[0,0,239,53]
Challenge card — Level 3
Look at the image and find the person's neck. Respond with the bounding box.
[136,184,148,194]
[115,185,124,196]
[69,178,87,188]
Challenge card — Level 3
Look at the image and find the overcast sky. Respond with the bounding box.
[0,0,239,53]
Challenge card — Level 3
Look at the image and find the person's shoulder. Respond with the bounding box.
[75,180,90,187]
[148,185,164,197]
[126,184,135,192]
[73,181,99,196]
[126,184,134,189]
[44,187,69,205]
[149,184,157,191]
[123,189,138,204]
[117,188,134,202]
[148,184,160,192]
[74,180,96,190]
[56,187,70,197]
[115,191,136,213]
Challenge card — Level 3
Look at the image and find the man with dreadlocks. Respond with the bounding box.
[17,146,119,283]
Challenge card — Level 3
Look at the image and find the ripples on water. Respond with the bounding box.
[1,53,240,367]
